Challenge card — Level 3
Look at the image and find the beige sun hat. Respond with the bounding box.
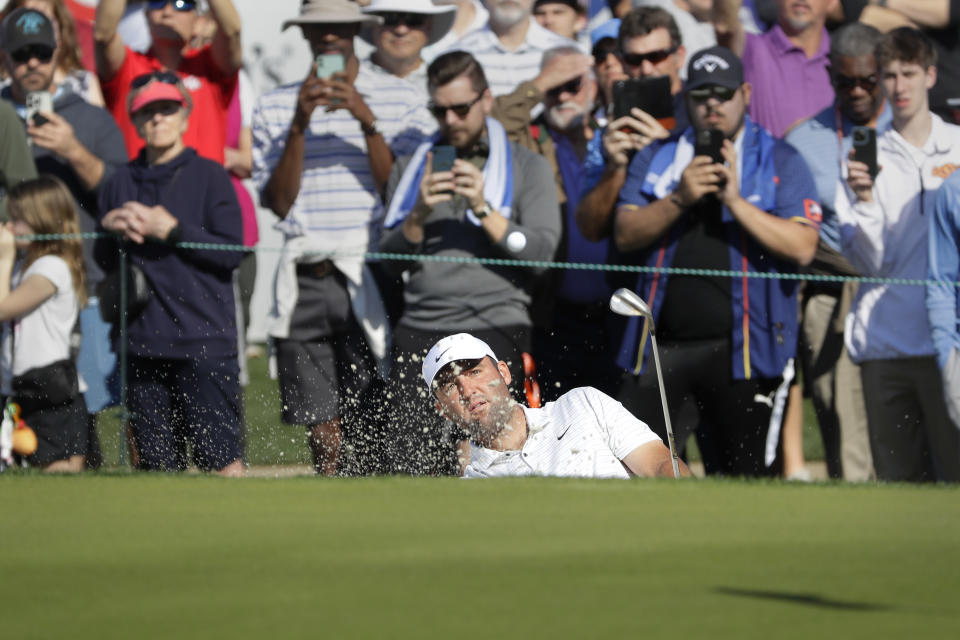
[281,0,382,31]
[360,0,457,46]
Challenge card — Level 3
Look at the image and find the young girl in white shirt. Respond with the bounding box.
[0,175,88,472]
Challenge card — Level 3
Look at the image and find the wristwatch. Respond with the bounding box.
[474,201,494,219]
[360,118,380,136]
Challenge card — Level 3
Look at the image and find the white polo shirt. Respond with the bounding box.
[448,17,575,96]
[463,387,662,478]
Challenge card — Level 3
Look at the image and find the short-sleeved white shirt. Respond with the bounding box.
[1,255,79,393]
[463,387,662,478]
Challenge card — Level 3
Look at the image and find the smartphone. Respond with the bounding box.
[694,128,725,163]
[612,76,675,130]
[851,126,878,179]
[25,90,53,126]
[315,53,345,79]
[431,145,456,173]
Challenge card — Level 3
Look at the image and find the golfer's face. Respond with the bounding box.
[434,358,514,442]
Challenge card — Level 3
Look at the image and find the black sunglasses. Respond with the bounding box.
[619,46,678,67]
[380,12,428,28]
[429,94,483,120]
[147,0,197,11]
[546,77,583,99]
[11,44,53,65]
[688,85,738,103]
[131,71,181,90]
[833,73,878,92]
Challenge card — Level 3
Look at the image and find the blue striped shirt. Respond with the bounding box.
[252,64,436,242]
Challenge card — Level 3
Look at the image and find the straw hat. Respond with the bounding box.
[281,0,381,31]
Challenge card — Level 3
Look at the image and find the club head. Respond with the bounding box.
[609,288,653,320]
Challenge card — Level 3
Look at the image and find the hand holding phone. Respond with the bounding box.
[694,129,724,164]
[851,126,878,179]
[316,53,345,80]
[25,91,53,127]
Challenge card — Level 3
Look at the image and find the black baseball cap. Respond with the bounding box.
[0,8,56,54]
[686,46,743,92]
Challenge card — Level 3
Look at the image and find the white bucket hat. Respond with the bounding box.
[282,0,381,31]
[361,0,457,46]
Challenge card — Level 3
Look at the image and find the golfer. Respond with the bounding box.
[423,333,692,478]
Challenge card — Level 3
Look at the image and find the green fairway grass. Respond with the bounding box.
[1,476,956,638]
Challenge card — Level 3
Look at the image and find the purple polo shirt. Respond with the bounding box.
[742,25,833,138]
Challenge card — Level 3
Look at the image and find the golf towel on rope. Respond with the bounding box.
[383,116,514,228]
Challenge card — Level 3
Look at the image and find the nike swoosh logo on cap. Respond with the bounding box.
[435,347,452,363]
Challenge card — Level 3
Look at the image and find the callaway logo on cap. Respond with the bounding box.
[692,54,730,74]
[686,46,743,92]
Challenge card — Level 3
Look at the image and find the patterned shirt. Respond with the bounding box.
[252,63,436,245]
[449,17,575,97]
[464,387,662,478]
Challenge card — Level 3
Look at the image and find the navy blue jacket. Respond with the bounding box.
[95,147,243,359]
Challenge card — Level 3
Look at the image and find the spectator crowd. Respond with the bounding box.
[1,0,959,483]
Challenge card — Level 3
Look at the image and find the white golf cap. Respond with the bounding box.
[361,0,457,46]
[422,333,498,390]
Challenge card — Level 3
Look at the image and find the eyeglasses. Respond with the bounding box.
[147,0,197,11]
[380,12,428,28]
[619,46,678,67]
[832,73,878,92]
[11,44,53,65]
[688,85,738,103]
[130,71,181,90]
[428,94,483,120]
[546,77,583,99]
[133,101,182,119]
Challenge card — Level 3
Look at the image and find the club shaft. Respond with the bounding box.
[649,333,681,479]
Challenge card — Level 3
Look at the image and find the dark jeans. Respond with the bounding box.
[617,337,781,477]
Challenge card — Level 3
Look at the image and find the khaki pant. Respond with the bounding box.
[800,284,874,481]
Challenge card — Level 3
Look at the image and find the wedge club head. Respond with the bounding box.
[610,288,654,325]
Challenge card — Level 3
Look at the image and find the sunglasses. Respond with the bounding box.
[546,77,583,99]
[833,73,878,92]
[429,93,483,120]
[131,71,181,90]
[619,46,678,67]
[11,44,53,65]
[134,101,182,119]
[147,0,197,11]
[380,12,428,28]
[688,85,738,103]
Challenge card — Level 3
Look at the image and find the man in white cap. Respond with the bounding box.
[423,333,690,477]
[251,0,435,476]
[360,0,457,87]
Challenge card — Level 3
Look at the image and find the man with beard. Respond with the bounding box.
[380,51,560,474]
[94,0,242,162]
[613,46,820,477]
[451,0,574,96]
[714,0,834,138]
[493,46,621,397]
[423,332,690,478]
[785,22,888,481]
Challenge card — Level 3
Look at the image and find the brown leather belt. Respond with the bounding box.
[295,260,337,279]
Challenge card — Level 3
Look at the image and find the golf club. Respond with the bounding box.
[609,288,681,479]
